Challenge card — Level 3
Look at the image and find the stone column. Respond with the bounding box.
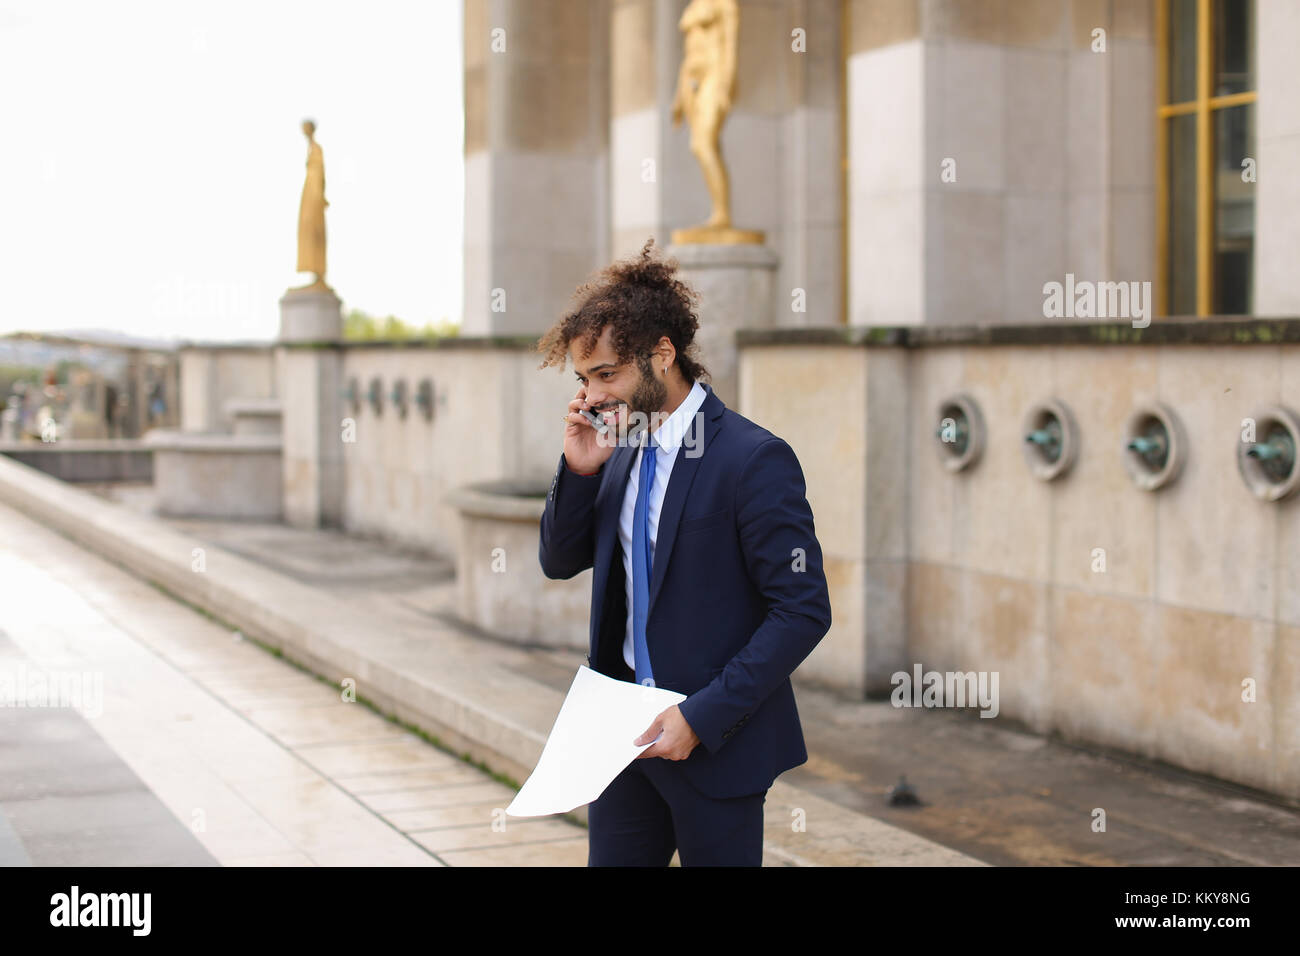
[462,0,611,336]
[1253,0,1300,314]
[668,241,778,411]
[846,0,1155,326]
[278,288,344,528]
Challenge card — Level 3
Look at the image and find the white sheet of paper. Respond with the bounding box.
[506,665,687,817]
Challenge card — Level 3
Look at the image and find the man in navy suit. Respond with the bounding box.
[536,240,831,866]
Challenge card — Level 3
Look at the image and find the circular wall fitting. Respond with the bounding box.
[1122,401,1186,491]
[1237,405,1300,501]
[1021,398,1078,481]
[934,393,985,473]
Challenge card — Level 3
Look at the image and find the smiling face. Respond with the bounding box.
[571,324,670,434]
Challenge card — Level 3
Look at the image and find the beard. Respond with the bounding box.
[593,355,668,444]
[627,354,668,419]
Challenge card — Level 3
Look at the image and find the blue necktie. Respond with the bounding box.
[632,433,656,685]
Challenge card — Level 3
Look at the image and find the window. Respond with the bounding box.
[1157,0,1257,316]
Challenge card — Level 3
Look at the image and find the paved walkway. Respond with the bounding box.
[9,475,1299,867]
[0,500,587,866]
[113,486,1300,867]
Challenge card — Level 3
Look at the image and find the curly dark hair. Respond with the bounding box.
[536,238,710,385]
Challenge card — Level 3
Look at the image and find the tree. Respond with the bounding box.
[343,308,459,342]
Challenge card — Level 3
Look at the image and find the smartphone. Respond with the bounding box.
[578,408,610,435]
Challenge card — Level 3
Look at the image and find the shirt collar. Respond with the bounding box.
[646,380,707,452]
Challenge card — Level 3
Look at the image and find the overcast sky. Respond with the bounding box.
[0,0,463,343]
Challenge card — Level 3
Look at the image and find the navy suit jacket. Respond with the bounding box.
[538,383,832,799]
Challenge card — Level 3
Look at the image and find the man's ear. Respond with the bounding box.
[657,337,675,373]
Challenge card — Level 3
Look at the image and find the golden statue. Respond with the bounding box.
[294,118,331,291]
[670,0,763,245]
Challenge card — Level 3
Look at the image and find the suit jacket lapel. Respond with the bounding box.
[648,384,726,613]
[594,442,635,573]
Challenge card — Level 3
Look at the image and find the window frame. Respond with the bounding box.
[1156,0,1258,317]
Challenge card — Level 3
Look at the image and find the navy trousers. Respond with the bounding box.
[587,662,767,867]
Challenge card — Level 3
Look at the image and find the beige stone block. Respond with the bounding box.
[1277,346,1300,626]
[501,0,597,65]
[1050,345,1158,599]
[735,0,793,114]
[1154,347,1278,618]
[1109,187,1156,284]
[1065,190,1105,281]
[463,0,489,71]
[1276,625,1300,797]
[467,65,488,153]
[1069,0,1110,49]
[929,190,1005,324]
[784,106,840,221]
[865,349,909,560]
[1148,605,1277,791]
[1066,51,1107,190]
[1109,42,1156,189]
[1003,194,1067,319]
[852,40,926,195]
[1254,133,1300,315]
[953,346,1053,580]
[1258,0,1300,140]
[850,189,925,325]
[906,560,966,672]
[864,558,909,691]
[1111,0,1153,40]
[935,41,1005,191]
[783,0,841,109]
[849,0,920,53]
[965,571,1050,729]
[805,554,866,690]
[612,0,657,115]
[907,347,965,565]
[1002,0,1067,49]
[739,345,866,561]
[923,0,1005,44]
[1003,50,1066,195]
[499,59,601,153]
[1048,587,1156,751]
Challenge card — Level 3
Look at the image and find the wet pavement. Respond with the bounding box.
[65,481,1300,866]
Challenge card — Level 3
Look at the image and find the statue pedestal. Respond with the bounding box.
[278,286,342,342]
[666,242,778,411]
[277,284,343,529]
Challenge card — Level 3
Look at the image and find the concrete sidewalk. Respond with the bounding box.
[87,478,1300,866]
[0,503,582,865]
[0,459,980,866]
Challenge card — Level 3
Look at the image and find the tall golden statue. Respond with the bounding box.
[295,118,330,291]
[671,0,763,245]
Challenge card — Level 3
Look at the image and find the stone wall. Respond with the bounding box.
[177,343,278,434]
[740,319,1300,801]
[332,340,581,556]
[846,0,1156,326]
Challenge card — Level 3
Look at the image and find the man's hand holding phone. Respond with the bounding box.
[562,385,618,476]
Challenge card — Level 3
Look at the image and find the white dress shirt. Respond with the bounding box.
[619,380,708,671]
